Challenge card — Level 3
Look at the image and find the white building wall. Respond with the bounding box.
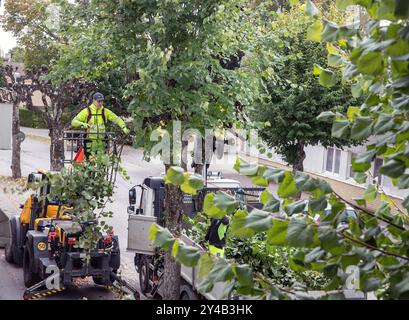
[247,141,408,200]
[0,103,12,150]
[304,145,325,175]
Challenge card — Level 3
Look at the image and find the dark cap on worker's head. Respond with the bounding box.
[93,92,104,101]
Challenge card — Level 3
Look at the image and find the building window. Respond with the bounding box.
[326,147,341,174]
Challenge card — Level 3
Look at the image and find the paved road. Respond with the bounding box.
[0,127,259,300]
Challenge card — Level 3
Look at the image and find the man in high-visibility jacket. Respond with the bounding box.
[204,215,230,257]
[71,92,130,157]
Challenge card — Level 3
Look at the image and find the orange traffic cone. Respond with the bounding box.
[73,147,85,163]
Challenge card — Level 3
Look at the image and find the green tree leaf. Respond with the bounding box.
[321,21,340,42]
[395,274,409,295]
[374,115,395,135]
[149,223,175,250]
[304,247,326,263]
[319,67,337,88]
[172,239,201,267]
[397,174,409,189]
[350,116,373,140]
[357,52,384,76]
[332,120,350,138]
[229,210,255,238]
[263,168,285,183]
[286,218,315,247]
[165,166,185,185]
[233,158,259,176]
[198,253,216,278]
[363,184,377,201]
[379,159,406,178]
[317,111,336,122]
[267,219,289,245]
[232,263,254,287]
[351,83,362,98]
[305,0,319,17]
[207,258,235,283]
[284,199,307,215]
[318,225,341,251]
[260,190,281,212]
[203,192,238,219]
[243,209,273,232]
[336,0,354,10]
[181,173,204,195]
[310,197,328,213]
[278,171,299,198]
[307,20,323,42]
[347,106,361,121]
[394,0,409,18]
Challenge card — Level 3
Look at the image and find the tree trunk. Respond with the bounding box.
[162,141,188,300]
[162,162,186,299]
[162,183,184,299]
[49,125,65,171]
[292,143,306,200]
[194,162,204,175]
[359,6,370,35]
[11,101,21,179]
[321,0,330,12]
[193,138,205,175]
[292,142,306,175]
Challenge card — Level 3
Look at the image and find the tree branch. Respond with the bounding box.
[339,231,409,262]
[332,190,406,231]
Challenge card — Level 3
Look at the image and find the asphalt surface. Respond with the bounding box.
[0,127,259,300]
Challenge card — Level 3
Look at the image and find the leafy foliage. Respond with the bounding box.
[2,0,60,69]
[2,0,98,171]
[49,0,263,162]
[50,0,262,299]
[150,0,409,299]
[184,214,328,290]
[248,3,362,169]
[42,152,127,254]
[7,0,408,300]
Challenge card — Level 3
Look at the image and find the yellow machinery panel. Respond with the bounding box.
[20,196,33,225]
[44,205,60,219]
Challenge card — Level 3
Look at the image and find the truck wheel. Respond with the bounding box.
[23,244,40,287]
[4,242,14,263]
[10,218,23,266]
[180,284,199,300]
[139,257,152,296]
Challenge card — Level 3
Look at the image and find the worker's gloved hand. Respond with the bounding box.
[90,124,99,131]
[123,127,130,135]
[81,123,90,130]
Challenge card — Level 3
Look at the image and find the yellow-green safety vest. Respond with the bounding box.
[71,103,127,153]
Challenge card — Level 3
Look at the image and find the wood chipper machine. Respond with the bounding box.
[3,130,139,300]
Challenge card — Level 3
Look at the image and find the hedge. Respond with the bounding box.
[19,108,47,129]
[19,108,71,129]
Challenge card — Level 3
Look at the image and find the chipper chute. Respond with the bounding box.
[0,208,11,248]
[0,194,18,249]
